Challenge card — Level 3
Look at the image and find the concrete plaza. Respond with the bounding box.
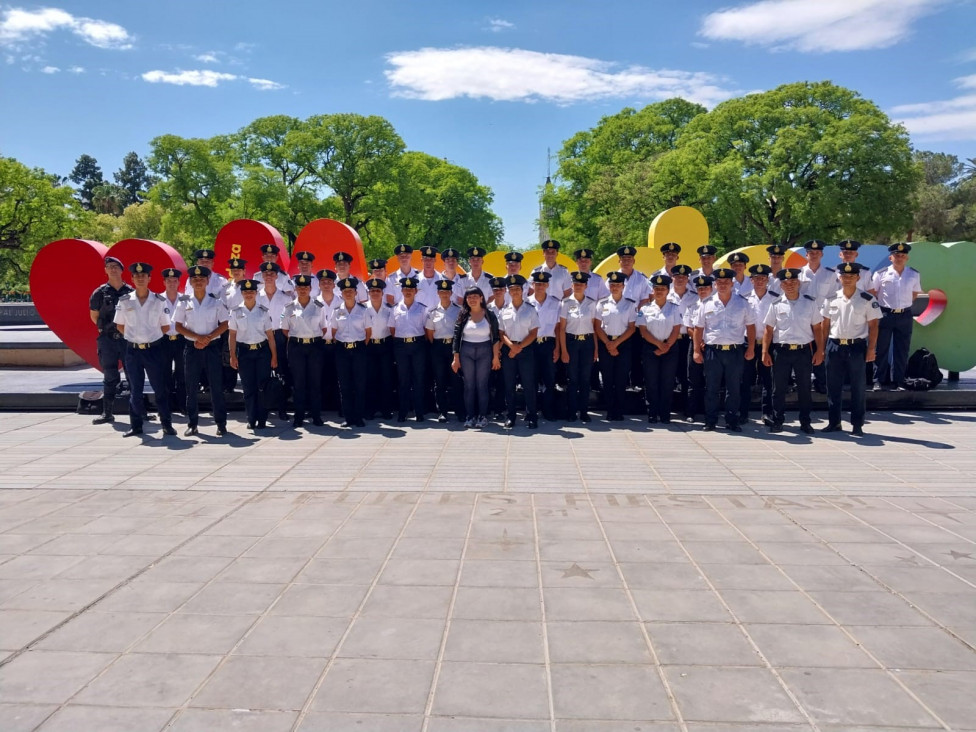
[1,410,975,731]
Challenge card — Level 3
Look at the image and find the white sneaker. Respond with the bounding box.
[464,418,475,429]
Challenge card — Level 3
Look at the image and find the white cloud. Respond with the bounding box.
[194,51,220,63]
[486,18,514,32]
[142,69,238,87]
[142,68,285,91]
[700,0,944,52]
[384,46,738,106]
[67,65,84,73]
[0,7,132,49]
[248,77,285,91]
[892,75,976,140]
[40,64,58,73]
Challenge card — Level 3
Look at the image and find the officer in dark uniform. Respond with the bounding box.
[113,262,177,437]
[89,255,133,425]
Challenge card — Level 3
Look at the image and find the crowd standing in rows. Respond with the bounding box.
[88,238,922,438]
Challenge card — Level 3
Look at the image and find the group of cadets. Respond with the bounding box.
[88,237,921,438]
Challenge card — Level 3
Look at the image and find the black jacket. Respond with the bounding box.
[452,309,500,354]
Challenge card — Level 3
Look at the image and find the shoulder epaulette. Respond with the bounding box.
[825,266,835,272]
[258,304,269,312]
[802,294,815,301]
[909,266,919,273]
[624,297,636,304]
[118,293,131,301]
[311,299,323,308]
[153,293,166,301]
[178,294,190,303]
[207,292,217,299]
[585,296,595,302]
[859,291,874,301]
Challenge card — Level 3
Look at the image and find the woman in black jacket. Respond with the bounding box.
[452,286,501,428]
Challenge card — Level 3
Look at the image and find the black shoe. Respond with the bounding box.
[123,427,143,438]
[341,421,359,428]
[381,412,393,419]
[871,383,882,392]
[184,426,199,437]
[660,418,670,425]
[92,414,114,425]
[685,416,695,424]
[800,424,814,435]
[769,424,783,433]
[397,414,407,423]
[727,424,742,433]
[703,423,716,431]
[246,422,255,429]
[356,420,366,427]
[565,413,577,423]
[527,419,538,429]
[851,426,865,436]
[647,415,659,424]
[762,416,775,427]
[278,411,288,420]
[821,423,843,433]
[580,414,591,423]
[312,417,324,426]
[292,419,304,428]
[161,423,177,436]
[504,419,515,429]
[415,416,425,423]
[438,413,448,423]
[256,421,267,429]
[216,425,227,436]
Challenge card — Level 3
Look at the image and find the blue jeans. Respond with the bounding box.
[460,340,493,419]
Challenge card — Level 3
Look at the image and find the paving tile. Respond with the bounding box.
[235,615,347,657]
[432,661,549,718]
[169,709,298,732]
[853,626,976,670]
[717,590,831,625]
[550,664,673,721]
[191,655,326,710]
[361,585,454,618]
[35,705,172,732]
[618,562,706,590]
[339,616,445,660]
[543,588,635,621]
[443,619,544,663]
[311,659,435,714]
[74,652,221,706]
[555,723,680,732]
[95,580,202,613]
[453,587,543,621]
[37,611,165,652]
[646,622,761,666]
[459,559,540,588]
[807,590,935,626]
[298,712,421,732]
[298,557,384,584]
[179,581,284,614]
[665,666,806,724]
[0,609,72,650]
[271,583,369,617]
[746,624,874,668]
[0,650,116,703]
[134,613,255,654]
[630,589,731,623]
[547,621,652,663]
[895,669,976,730]
[781,668,941,727]
[217,556,307,583]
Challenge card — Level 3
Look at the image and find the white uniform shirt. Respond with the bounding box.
[621,270,651,305]
[425,303,461,339]
[498,302,540,342]
[184,272,228,299]
[821,290,882,340]
[275,271,294,296]
[871,266,921,310]
[315,292,341,327]
[596,296,637,337]
[732,277,754,298]
[528,294,561,338]
[415,272,443,310]
[684,297,709,331]
[391,300,428,338]
[113,292,170,344]
[747,290,777,332]
[387,268,420,303]
[763,294,822,344]
[174,293,228,337]
[163,293,180,335]
[227,303,272,344]
[636,300,682,341]
[332,302,372,342]
[459,271,495,301]
[835,265,872,292]
[222,280,245,310]
[560,296,597,335]
[280,298,327,339]
[365,302,393,339]
[694,293,756,345]
[531,262,572,296]
[668,289,699,334]
[503,282,533,306]
[583,272,611,301]
[799,264,837,306]
[259,287,292,330]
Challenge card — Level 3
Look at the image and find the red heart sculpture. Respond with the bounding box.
[214,219,287,280]
[291,219,367,278]
[30,238,186,371]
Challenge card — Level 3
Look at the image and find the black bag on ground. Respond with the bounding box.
[906,348,943,388]
[77,390,103,414]
[259,370,286,410]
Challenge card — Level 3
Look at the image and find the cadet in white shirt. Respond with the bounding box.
[387,244,420,304]
[668,264,697,414]
[798,239,835,394]
[415,246,445,309]
[183,248,228,299]
[222,258,248,310]
[333,251,369,303]
[765,245,788,296]
[574,248,611,301]
[281,274,328,428]
[486,276,509,417]
[316,269,341,413]
[836,240,873,291]
[728,252,754,297]
[616,245,651,395]
[742,264,776,427]
[762,268,824,434]
[649,241,681,280]
[560,271,599,423]
[498,274,540,429]
[596,271,638,422]
[228,279,278,430]
[459,246,495,301]
[438,248,466,304]
[332,277,372,428]
[870,242,923,390]
[259,262,294,421]
[690,244,717,280]
[390,276,428,422]
[693,268,756,432]
[502,252,533,305]
[175,265,229,436]
[821,262,881,436]
[260,243,295,296]
[637,274,682,424]
[532,240,573,298]
[114,262,177,437]
[684,274,713,421]
[528,271,562,421]
[160,267,186,416]
[426,279,463,423]
[363,278,395,419]
[293,251,321,297]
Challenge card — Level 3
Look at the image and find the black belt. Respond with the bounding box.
[370,337,388,344]
[289,336,321,345]
[882,307,908,314]
[129,339,162,350]
[167,335,182,341]
[707,344,740,351]
[774,342,810,351]
[323,339,335,345]
[829,338,866,346]
[536,336,555,343]
[241,341,268,351]
[339,341,362,349]
[398,337,420,343]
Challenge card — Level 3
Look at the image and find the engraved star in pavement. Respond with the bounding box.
[948,550,973,560]
[895,554,921,565]
[562,562,598,579]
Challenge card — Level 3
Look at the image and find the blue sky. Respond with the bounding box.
[2,0,974,248]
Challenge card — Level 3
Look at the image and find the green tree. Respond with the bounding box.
[543,98,706,257]
[69,153,104,211]
[0,156,83,283]
[368,152,503,258]
[114,152,156,208]
[653,81,919,248]
[912,150,976,242]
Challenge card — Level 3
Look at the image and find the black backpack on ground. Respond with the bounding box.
[904,348,943,390]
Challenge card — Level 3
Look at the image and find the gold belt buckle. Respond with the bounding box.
[324,339,334,344]
[839,339,851,345]
[136,343,148,350]
[892,308,904,314]
[404,337,415,343]
[168,335,179,341]
[441,338,452,344]
[537,337,544,344]
[371,338,382,344]
[345,342,356,349]
[718,344,731,351]
[300,338,311,344]
[249,343,259,350]
[574,334,588,341]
